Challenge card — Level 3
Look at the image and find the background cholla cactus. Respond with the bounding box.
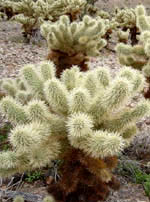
[83,2,110,19]
[117,29,130,44]
[0,61,149,201]
[0,77,32,104]
[0,0,17,20]
[9,0,86,39]
[41,15,107,75]
[113,7,139,45]
[102,18,118,44]
[116,5,150,98]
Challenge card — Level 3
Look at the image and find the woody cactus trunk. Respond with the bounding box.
[41,15,107,76]
[116,5,150,98]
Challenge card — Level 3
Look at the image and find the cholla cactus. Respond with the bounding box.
[114,7,138,45]
[84,3,110,19]
[116,5,150,97]
[117,29,130,44]
[0,61,149,201]
[9,0,86,39]
[0,77,32,104]
[41,15,106,75]
[0,0,15,19]
[114,7,136,29]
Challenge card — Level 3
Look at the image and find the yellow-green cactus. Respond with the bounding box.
[8,0,86,38]
[114,7,136,29]
[0,61,149,178]
[116,5,150,71]
[114,7,139,45]
[117,29,130,43]
[116,5,150,98]
[41,15,106,72]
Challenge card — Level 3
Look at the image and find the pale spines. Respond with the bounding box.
[68,88,91,113]
[0,96,29,125]
[60,67,80,91]
[28,138,60,169]
[89,78,130,123]
[118,67,145,93]
[142,63,150,77]
[44,79,69,114]
[39,61,56,81]
[116,5,150,76]
[1,78,27,99]
[103,100,150,132]
[136,5,146,16]
[67,112,93,138]
[9,122,51,153]
[10,0,86,37]
[83,71,99,96]
[117,29,129,43]
[21,64,44,97]
[15,90,32,104]
[1,81,17,97]
[82,131,124,159]
[136,5,150,31]
[41,15,106,57]
[0,151,18,170]
[0,60,149,177]
[114,7,136,29]
[95,67,110,88]
[26,100,50,122]
[121,124,138,139]
[67,112,93,148]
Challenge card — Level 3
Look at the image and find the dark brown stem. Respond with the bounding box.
[130,27,139,46]
[47,50,89,77]
[48,148,119,202]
